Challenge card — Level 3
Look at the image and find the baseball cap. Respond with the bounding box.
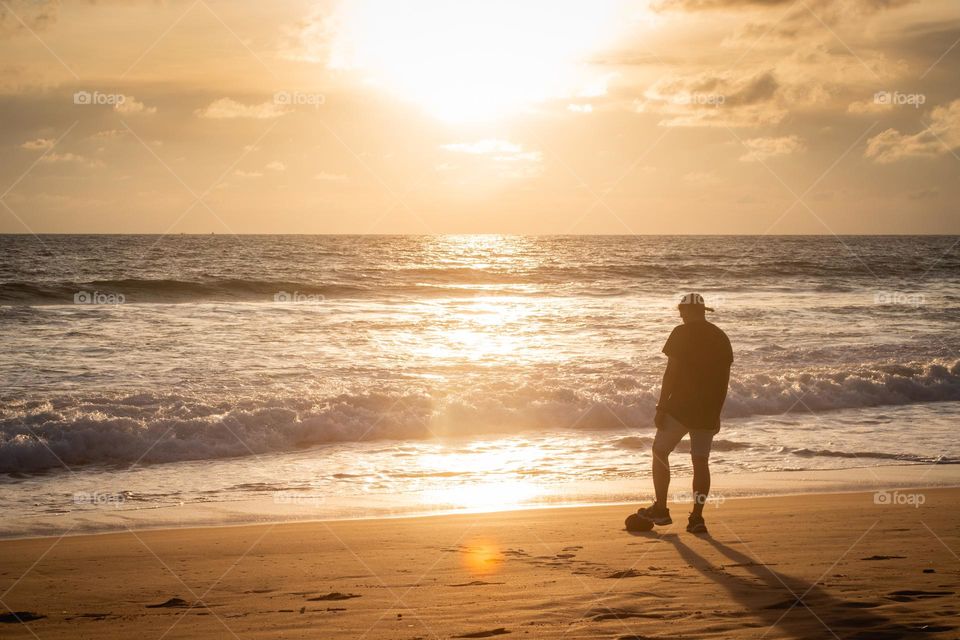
[678,292,714,312]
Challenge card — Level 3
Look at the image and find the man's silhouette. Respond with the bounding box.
[636,293,733,533]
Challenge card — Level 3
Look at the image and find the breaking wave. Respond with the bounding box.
[2,359,958,473]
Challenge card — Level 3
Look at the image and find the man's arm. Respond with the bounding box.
[655,356,679,429]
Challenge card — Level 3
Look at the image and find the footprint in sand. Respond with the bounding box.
[584,607,677,621]
[146,597,193,609]
[306,592,361,601]
[448,580,505,587]
[839,601,883,609]
[605,569,645,579]
[453,627,511,638]
[67,612,116,621]
[0,612,45,623]
[886,590,954,603]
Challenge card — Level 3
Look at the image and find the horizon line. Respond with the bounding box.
[2,232,958,237]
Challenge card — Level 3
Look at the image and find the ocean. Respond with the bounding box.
[1,234,958,536]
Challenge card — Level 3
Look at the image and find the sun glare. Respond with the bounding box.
[327,0,631,122]
[462,540,503,575]
[416,444,548,512]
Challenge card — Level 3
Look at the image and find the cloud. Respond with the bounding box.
[443,139,522,155]
[21,137,54,150]
[441,139,543,179]
[654,0,792,9]
[114,96,156,115]
[196,97,290,119]
[722,0,917,43]
[39,152,101,167]
[638,71,785,127]
[655,0,918,47]
[278,8,332,64]
[656,0,911,10]
[864,99,960,163]
[235,161,286,177]
[90,129,125,139]
[895,21,960,69]
[577,73,616,99]
[739,135,805,161]
[441,139,542,163]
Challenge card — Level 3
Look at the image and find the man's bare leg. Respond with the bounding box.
[691,454,710,518]
[653,447,671,508]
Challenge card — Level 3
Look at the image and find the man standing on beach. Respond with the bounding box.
[637,293,733,534]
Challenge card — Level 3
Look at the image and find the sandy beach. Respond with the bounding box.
[1,487,957,639]
[3,0,960,635]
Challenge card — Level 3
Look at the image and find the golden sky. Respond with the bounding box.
[0,0,958,233]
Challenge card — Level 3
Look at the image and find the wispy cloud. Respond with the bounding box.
[441,139,543,179]
[196,97,290,119]
[40,152,102,167]
[865,99,960,163]
[21,137,55,150]
[739,135,805,162]
[637,71,785,127]
[114,95,156,115]
[442,139,541,163]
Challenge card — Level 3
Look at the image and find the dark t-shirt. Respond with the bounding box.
[661,320,733,430]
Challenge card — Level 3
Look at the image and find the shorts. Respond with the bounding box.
[653,413,719,458]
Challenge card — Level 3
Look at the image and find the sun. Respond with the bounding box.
[326,0,633,122]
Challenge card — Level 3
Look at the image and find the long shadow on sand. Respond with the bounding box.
[658,532,950,640]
